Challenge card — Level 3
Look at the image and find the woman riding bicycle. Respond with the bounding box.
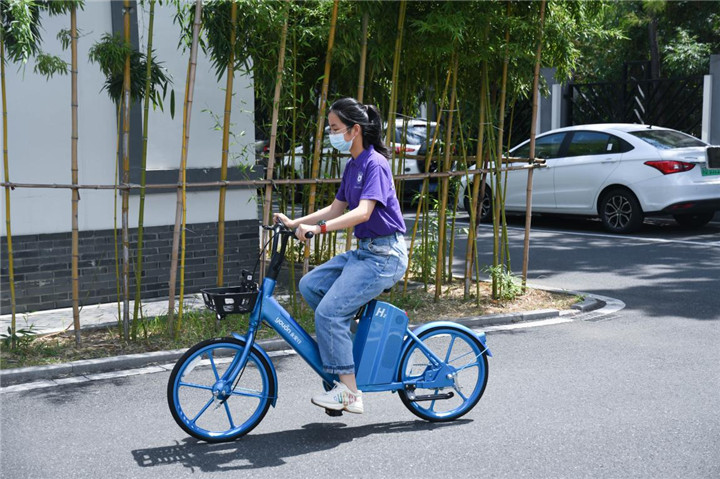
[273,97,408,414]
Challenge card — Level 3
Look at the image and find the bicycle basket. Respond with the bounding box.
[201,283,259,317]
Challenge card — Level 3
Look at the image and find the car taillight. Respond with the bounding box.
[395,146,417,153]
[644,160,696,174]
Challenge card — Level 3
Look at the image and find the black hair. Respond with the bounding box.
[328,97,390,159]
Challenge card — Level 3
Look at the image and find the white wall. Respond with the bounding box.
[1,1,257,236]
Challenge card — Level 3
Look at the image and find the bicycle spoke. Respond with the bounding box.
[208,350,220,381]
[454,359,481,375]
[444,335,457,363]
[223,402,236,430]
[178,381,214,392]
[454,386,468,401]
[429,388,440,411]
[191,397,216,425]
[230,387,265,400]
[448,349,474,365]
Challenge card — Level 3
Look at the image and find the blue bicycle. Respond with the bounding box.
[167,222,492,442]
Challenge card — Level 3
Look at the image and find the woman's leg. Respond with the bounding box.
[298,251,350,311]
[313,249,403,382]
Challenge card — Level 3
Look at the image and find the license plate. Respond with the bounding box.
[701,167,720,176]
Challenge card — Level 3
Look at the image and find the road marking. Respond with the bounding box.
[405,213,720,247]
[481,316,575,332]
[475,223,720,248]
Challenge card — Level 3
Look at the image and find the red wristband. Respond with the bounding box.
[320,222,327,234]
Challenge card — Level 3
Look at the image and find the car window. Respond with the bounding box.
[629,129,706,149]
[607,135,634,153]
[565,131,615,157]
[395,125,435,145]
[513,133,566,160]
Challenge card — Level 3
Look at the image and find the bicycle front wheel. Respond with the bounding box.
[398,326,489,422]
[167,337,275,442]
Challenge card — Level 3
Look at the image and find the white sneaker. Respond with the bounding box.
[311,381,364,414]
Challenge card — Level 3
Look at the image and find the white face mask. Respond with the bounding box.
[329,127,355,153]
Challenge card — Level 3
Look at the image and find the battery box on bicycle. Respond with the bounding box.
[352,299,409,387]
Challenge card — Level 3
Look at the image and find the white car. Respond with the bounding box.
[458,124,720,233]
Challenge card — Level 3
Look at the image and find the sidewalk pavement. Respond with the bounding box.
[0,289,623,388]
[0,294,207,336]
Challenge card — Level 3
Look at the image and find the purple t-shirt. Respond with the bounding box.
[335,145,406,239]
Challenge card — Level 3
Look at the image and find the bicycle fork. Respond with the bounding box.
[211,327,261,407]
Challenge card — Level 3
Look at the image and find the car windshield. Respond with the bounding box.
[629,129,706,150]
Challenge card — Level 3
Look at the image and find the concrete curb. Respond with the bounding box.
[0,292,614,388]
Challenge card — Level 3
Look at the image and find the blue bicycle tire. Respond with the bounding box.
[167,337,275,442]
[398,325,489,421]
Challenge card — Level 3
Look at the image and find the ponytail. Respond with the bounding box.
[363,105,391,159]
[329,97,391,159]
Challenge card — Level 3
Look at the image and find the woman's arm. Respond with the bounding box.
[295,199,376,240]
[274,198,348,230]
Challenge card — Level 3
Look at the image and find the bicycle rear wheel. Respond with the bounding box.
[398,325,489,421]
[167,337,275,442]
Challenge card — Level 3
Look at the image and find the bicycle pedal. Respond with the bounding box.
[325,408,343,417]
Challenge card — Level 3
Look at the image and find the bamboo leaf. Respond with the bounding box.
[170,88,175,119]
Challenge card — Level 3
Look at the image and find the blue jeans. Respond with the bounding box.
[299,232,408,375]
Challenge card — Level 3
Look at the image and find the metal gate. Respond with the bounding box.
[567,75,705,138]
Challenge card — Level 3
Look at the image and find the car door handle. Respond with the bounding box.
[602,157,619,163]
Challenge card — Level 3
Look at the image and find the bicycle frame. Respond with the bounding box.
[218,226,492,396]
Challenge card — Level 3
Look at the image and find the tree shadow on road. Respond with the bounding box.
[131,419,469,472]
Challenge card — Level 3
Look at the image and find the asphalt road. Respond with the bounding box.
[1,213,719,478]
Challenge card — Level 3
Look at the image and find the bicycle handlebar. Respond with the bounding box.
[265,221,313,240]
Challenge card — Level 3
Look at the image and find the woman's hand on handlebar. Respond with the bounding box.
[273,212,297,229]
[295,223,318,241]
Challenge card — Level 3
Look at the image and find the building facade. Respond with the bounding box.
[1,2,259,314]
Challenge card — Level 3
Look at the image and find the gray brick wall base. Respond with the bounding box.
[1,220,259,315]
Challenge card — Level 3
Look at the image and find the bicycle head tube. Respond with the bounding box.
[265,223,292,281]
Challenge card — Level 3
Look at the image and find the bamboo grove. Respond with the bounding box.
[1,0,619,345]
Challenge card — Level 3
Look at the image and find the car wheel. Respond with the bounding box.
[672,212,714,228]
[463,186,493,223]
[599,188,644,234]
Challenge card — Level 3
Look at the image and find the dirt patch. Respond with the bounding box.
[394,279,578,323]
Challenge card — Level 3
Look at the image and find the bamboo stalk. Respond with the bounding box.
[492,3,511,300]
[217,0,237,287]
[70,3,81,346]
[304,0,339,273]
[403,67,451,293]
[356,12,368,104]
[522,0,547,291]
[345,11,369,253]
[386,0,407,178]
[0,23,17,347]
[168,24,194,335]
[464,56,487,298]
[113,103,121,328]
[261,0,289,280]
[120,0,132,340]
[176,0,203,337]
[500,105,514,271]
[447,109,465,284]
[434,49,458,302]
[133,0,157,337]
[290,29,298,314]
